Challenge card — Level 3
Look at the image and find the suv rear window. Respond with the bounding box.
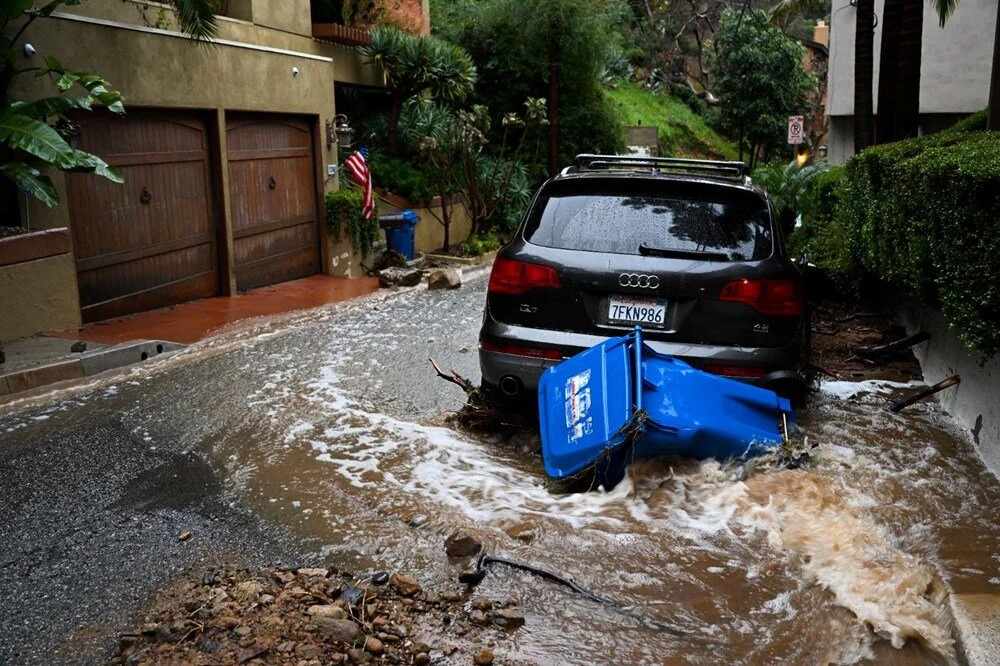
[524,182,773,261]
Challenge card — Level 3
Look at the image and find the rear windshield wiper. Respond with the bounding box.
[638,244,730,261]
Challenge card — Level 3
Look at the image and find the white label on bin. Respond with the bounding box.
[564,370,593,443]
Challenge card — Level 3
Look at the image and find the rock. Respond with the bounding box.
[347,647,370,663]
[237,643,268,663]
[371,571,389,585]
[232,580,264,602]
[70,341,87,353]
[440,590,462,602]
[308,604,347,620]
[296,643,324,659]
[199,638,222,653]
[389,573,422,597]
[339,586,366,607]
[427,268,462,290]
[372,616,389,628]
[297,567,329,578]
[469,609,488,625]
[271,570,294,584]
[124,648,150,666]
[471,597,492,612]
[444,531,482,558]
[473,648,495,665]
[178,531,193,542]
[234,625,252,637]
[443,645,458,656]
[491,608,525,629]
[414,653,430,665]
[424,592,440,604]
[504,594,519,607]
[378,267,422,288]
[259,593,276,605]
[276,641,296,653]
[313,617,362,643]
[364,636,384,655]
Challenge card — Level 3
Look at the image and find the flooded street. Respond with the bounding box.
[3,276,999,664]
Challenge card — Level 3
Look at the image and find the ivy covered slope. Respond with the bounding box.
[607,82,737,160]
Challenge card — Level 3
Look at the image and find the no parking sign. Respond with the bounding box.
[787,115,804,145]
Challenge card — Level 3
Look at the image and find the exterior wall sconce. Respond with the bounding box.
[327,113,355,151]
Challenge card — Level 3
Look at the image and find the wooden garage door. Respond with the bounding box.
[66,110,219,323]
[226,114,321,291]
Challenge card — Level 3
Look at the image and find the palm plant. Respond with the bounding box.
[361,25,476,155]
[1,0,219,208]
[752,160,830,237]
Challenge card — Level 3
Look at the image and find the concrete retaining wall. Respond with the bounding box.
[896,299,1000,475]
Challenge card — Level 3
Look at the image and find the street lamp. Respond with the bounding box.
[328,113,355,151]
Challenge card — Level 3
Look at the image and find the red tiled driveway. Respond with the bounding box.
[52,275,380,345]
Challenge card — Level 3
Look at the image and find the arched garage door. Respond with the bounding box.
[226,114,322,292]
[66,110,220,323]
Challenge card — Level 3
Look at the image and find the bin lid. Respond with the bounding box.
[538,329,642,479]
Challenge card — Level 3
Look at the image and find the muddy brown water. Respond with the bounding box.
[3,281,999,664]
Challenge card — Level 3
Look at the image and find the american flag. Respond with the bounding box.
[344,146,374,221]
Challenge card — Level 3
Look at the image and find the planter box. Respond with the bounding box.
[0,228,71,267]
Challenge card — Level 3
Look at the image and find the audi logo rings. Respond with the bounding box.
[618,273,660,289]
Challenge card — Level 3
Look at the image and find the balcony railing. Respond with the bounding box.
[312,23,371,46]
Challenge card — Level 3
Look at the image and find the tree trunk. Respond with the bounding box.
[893,0,923,139]
[854,0,876,153]
[548,38,560,177]
[439,186,452,252]
[990,3,1000,129]
[876,0,903,144]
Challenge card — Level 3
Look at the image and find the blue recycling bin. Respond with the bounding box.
[538,327,794,486]
[379,210,418,260]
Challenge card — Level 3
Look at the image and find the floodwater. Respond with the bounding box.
[3,277,999,664]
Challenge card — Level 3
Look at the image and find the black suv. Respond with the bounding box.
[478,154,809,400]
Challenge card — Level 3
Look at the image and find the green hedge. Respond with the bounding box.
[837,131,1000,357]
[326,187,379,257]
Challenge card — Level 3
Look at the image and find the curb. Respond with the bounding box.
[0,339,185,397]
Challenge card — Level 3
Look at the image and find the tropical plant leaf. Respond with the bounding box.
[9,95,93,118]
[170,0,219,42]
[0,114,76,167]
[931,0,959,26]
[66,150,123,182]
[0,162,59,207]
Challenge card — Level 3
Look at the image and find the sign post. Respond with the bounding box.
[787,115,804,145]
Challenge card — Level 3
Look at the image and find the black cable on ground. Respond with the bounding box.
[459,553,706,640]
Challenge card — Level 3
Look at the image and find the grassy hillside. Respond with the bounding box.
[608,82,738,160]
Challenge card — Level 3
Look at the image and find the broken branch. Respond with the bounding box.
[429,357,476,394]
[888,375,960,413]
[857,331,930,361]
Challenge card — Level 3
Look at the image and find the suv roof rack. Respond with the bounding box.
[568,154,751,181]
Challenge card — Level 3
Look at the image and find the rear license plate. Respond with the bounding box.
[608,296,666,326]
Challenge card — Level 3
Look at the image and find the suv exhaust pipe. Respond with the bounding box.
[499,375,523,398]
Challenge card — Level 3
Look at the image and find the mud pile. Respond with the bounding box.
[110,566,525,665]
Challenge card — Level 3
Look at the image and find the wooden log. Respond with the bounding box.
[888,375,960,413]
[857,330,930,361]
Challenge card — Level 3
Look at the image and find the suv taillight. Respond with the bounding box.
[719,279,803,316]
[488,257,561,295]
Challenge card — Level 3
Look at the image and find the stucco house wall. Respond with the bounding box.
[826,0,997,163]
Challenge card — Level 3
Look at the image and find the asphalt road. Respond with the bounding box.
[0,279,486,664]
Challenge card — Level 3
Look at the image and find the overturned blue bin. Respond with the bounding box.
[379,210,418,260]
[538,327,794,488]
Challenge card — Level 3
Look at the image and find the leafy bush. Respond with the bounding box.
[325,187,380,257]
[459,232,501,256]
[946,109,987,133]
[787,166,861,294]
[838,131,1000,357]
[752,160,829,236]
[370,155,435,203]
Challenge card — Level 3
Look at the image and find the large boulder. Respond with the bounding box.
[378,267,422,288]
[427,268,462,290]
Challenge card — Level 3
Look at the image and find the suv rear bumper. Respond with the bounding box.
[480,313,803,393]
